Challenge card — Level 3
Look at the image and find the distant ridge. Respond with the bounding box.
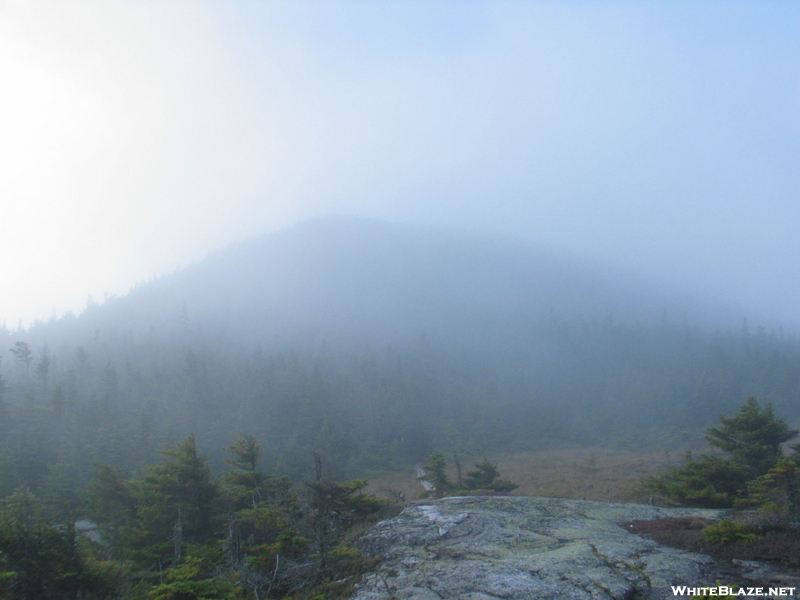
[41,216,743,349]
[5,216,799,490]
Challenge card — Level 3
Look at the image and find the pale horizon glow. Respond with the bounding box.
[1,1,799,329]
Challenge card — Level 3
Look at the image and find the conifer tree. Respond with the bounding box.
[85,464,137,548]
[421,451,451,499]
[224,433,267,509]
[0,488,117,599]
[648,398,799,507]
[464,458,518,493]
[34,346,50,388]
[705,397,798,476]
[9,342,32,379]
[0,357,7,399]
[126,435,221,568]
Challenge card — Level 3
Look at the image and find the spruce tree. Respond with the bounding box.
[421,451,451,499]
[648,399,799,507]
[126,435,221,568]
[705,397,798,476]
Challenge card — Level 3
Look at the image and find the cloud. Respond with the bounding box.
[1,1,799,327]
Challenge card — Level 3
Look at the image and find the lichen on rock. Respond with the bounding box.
[352,496,738,599]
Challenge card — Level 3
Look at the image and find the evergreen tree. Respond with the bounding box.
[0,357,8,436]
[464,459,518,493]
[126,435,221,568]
[648,399,798,507]
[147,557,237,600]
[421,451,451,499]
[304,453,385,578]
[647,453,749,508]
[34,346,50,388]
[464,459,500,489]
[223,437,303,598]
[223,433,280,510]
[85,464,137,548]
[9,342,32,379]
[0,488,118,599]
[0,357,7,399]
[705,397,798,476]
[737,458,800,523]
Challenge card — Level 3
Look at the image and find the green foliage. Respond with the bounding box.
[735,457,800,523]
[35,347,50,386]
[701,520,757,545]
[90,436,222,570]
[139,435,220,543]
[463,459,518,493]
[705,398,798,476]
[223,433,294,512]
[419,454,520,498]
[0,555,14,599]
[464,459,499,489]
[421,451,451,499]
[4,304,800,508]
[0,488,118,600]
[305,474,388,565]
[76,434,394,598]
[647,399,798,508]
[148,557,239,600]
[224,433,260,472]
[85,463,137,545]
[646,454,749,508]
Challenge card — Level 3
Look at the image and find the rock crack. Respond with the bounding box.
[351,496,778,600]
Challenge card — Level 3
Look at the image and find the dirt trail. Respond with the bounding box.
[414,465,433,491]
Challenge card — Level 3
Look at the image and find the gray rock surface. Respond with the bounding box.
[351,496,742,599]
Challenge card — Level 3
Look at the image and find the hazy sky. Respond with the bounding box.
[1,1,799,327]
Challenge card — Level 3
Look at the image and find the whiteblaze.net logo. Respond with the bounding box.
[672,586,796,597]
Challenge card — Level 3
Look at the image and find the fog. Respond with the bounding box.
[6,8,800,594]
[4,215,800,491]
[1,1,799,328]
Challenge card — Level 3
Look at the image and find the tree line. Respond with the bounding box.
[1,433,392,600]
[1,310,799,510]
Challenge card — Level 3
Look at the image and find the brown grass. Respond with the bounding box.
[364,446,679,504]
[629,517,800,570]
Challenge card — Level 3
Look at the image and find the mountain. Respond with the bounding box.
[2,217,799,499]
[29,216,740,349]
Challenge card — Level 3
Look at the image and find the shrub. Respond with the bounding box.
[646,454,748,508]
[701,520,757,545]
[735,458,800,524]
[463,459,518,494]
[646,399,798,508]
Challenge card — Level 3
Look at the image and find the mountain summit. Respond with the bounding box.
[69,217,729,351]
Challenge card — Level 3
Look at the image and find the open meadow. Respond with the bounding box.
[365,446,690,505]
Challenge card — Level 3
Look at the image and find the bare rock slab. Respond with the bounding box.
[352,496,728,600]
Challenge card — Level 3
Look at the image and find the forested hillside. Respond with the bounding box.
[1,218,799,505]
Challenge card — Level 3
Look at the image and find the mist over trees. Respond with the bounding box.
[0,218,799,504]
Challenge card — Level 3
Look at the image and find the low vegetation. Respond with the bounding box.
[419,451,518,499]
[629,517,800,570]
[638,398,800,572]
[701,519,757,546]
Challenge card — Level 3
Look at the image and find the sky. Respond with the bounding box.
[1,1,799,328]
